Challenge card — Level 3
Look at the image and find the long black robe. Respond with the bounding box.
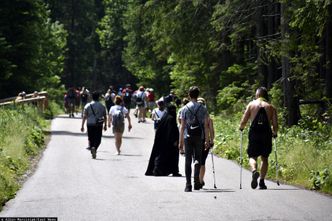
[145,108,180,176]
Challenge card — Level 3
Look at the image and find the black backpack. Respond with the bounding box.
[250,107,270,131]
[123,89,132,104]
[186,104,202,137]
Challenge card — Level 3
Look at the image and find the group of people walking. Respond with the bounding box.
[78,84,278,192]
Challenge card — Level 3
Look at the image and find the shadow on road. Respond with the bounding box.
[201,188,235,193]
[51,130,86,137]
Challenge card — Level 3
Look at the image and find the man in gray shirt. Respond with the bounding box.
[179,86,210,192]
[81,91,107,159]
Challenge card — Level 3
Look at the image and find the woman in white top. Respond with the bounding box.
[151,99,167,130]
[108,96,132,155]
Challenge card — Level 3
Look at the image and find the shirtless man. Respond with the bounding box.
[239,87,278,189]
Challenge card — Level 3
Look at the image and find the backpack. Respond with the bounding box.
[123,89,132,104]
[136,93,144,106]
[186,104,202,137]
[112,106,125,128]
[105,94,114,110]
[67,88,76,99]
[250,107,270,132]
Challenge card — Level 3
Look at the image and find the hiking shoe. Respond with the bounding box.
[201,181,205,187]
[185,184,192,192]
[194,182,203,190]
[91,147,96,159]
[259,179,267,189]
[172,173,182,177]
[251,171,260,189]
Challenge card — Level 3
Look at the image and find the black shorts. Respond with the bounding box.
[247,128,272,158]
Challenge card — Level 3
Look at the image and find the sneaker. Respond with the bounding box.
[259,179,267,189]
[201,181,205,187]
[172,173,182,177]
[251,171,260,189]
[91,147,96,159]
[86,147,91,151]
[184,184,192,192]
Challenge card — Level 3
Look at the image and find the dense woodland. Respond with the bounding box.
[1,0,332,126]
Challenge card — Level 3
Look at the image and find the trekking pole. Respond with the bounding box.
[274,137,280,186]
[210,150,217,189]
[240,130,243,189]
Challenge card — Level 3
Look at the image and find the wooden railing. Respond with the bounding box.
[0,91,48,111]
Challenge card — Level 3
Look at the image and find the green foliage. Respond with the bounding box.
[0,106,48,209]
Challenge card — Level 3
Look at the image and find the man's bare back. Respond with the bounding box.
[240,98,278,136]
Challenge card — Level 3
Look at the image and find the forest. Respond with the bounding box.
[0,0,331,193]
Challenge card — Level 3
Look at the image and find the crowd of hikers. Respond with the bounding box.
[71,84,278,192]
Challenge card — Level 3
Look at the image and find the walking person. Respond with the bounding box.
[80,86,89,116]
[145,105,181,177]
[197,97,215,188]
[136,86,147,123]
[122,84,133,113]
[81,91,107,159]
[178,86,210,192]
[108,96,132,155]
[151,99,167,131]
[104,87,115,113]
[239,87,278,189]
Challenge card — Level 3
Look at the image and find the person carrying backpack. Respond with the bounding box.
[122,84,133,113]
[108,95,132,155]
[135,86,146,123]
[178,86,210,192]
[81,91,107,159]
[104,88,115,113]
[239,87,278,189]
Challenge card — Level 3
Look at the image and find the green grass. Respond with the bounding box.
[213,113,332,194]
[0,101,62,210]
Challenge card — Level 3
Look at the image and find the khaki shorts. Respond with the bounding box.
[113,124,125,134]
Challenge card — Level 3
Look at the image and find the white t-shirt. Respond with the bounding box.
[109,105,128,117]
[152,108,166,121]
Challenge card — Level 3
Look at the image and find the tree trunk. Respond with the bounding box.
[326,4,332,100]
[281,2,299,126]
[267,1,275,89]
[256,1,267,86]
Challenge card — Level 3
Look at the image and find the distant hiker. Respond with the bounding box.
[108,96,132,155]
[122,84,133,113]
[67,87,76,118]
[239,87,278,189]
[146,88,156,116]
[151,99,167,131]
[178,86,210,192]
[104,88,115,113]
[80,87,90,116]
[177,97,190,125]
[145,105,181,177]
[164,90,177,106]
[75,87,81,113]
[81,91,107,159]
[136,86,147,123]
[197,97,215,188]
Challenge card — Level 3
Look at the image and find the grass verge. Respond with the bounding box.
[0,100,61,210]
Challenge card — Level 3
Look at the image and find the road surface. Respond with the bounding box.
[1,113,332,221]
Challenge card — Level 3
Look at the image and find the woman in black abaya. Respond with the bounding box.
[145,105,181,176]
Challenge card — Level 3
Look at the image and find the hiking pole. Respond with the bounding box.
[240,130,243,189]
[274,137,280,186]
[210,150,217,189]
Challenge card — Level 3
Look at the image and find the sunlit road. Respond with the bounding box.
[1,113,332,221]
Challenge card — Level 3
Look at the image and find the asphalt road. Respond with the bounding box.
[1,113,332,221]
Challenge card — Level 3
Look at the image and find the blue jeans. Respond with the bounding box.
[184,136,203,185]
